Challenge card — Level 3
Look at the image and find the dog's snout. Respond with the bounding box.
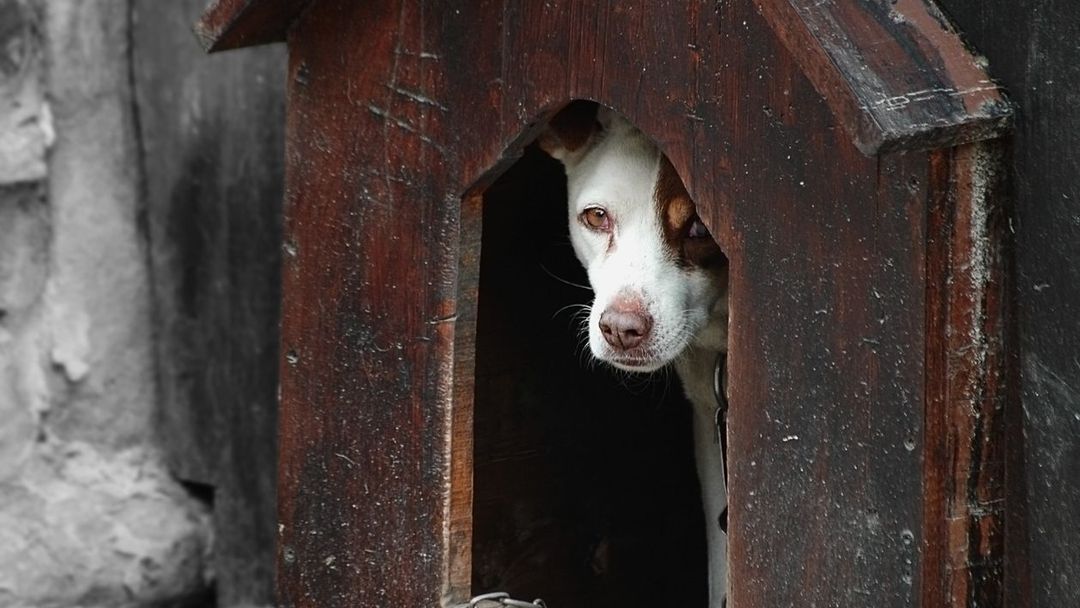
[599,302,653,352]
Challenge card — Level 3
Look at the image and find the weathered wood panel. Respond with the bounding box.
[923,143,1010,607]
[937,1,1080,606]
[133,2,285,604]
[754,0,1011,154]
[269,1,1010,607]
[691,12,929,601]
[278,3,461,605]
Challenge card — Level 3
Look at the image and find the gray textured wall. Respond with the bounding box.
[0,1,212,605]
[132,0,285,604]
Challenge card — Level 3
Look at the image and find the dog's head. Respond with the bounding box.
[539,102,728,373]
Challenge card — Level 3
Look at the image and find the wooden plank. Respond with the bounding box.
[936,1,1080,606]
[277,2,461,605]
[923,143,1009,607]
[699,9,928,603]
[448,192,481,602]
[195,0,311,52]
[132,1,285,604]
[752,0,1012,154]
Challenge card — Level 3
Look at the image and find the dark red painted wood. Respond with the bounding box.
[923,143,1010,607]
[753,0,1011,154]
[199,0,1011,155]
[195,0,310,52]
[135,1,285,603]
[221,1,1015,607]
[277,3,463,605]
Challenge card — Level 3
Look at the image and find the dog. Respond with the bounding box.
[539,101,730,607]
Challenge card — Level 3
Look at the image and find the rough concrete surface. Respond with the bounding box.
[0,0,51,184]
[0,444,212,607]
[0,0,214,605]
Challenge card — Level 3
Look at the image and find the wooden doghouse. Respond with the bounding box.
[197,1,1017,606]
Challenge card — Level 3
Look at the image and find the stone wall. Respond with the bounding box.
[0,1,213,605]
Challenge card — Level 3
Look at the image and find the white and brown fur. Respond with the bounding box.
[539,102,729,607]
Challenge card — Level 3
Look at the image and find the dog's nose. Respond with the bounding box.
[599,308,653,351]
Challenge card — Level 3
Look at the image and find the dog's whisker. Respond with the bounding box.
[552,302,591,320]
[539,262,593,291]
[651,366,674,411]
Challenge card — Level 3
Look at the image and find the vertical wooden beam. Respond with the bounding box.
[448,192,483,602]
[276,1,462,605]
[923,142,1009,607]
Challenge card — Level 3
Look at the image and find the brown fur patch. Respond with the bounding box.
[654,155,726,269]
[537,101,599,156]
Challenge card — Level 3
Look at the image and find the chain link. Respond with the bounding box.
[714,351,730,534]
[451,592,548,608]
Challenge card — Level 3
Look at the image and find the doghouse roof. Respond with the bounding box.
[196,0,1010,154]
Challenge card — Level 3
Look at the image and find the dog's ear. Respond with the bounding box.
[537,101,602,162]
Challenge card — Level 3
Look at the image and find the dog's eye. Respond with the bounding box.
[687,218,711,239]
[581,207,611,231]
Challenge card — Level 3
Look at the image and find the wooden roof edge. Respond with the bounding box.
[754,0,1014,155]
[194,0,312,53]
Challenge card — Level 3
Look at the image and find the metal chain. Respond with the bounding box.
[712,351,730,485]
[451,592,548,608]
[713,351,730,534]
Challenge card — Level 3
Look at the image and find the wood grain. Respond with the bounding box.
[277,3,460,605]
[923,143,1009,607]
[263,1,1014,606]
[753,0,1012,154]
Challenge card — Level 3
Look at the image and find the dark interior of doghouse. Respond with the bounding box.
[469,138,708,607]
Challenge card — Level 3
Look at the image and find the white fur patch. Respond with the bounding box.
[563,111,726,371]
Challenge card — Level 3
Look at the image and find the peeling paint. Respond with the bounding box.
[965,143,998,384]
